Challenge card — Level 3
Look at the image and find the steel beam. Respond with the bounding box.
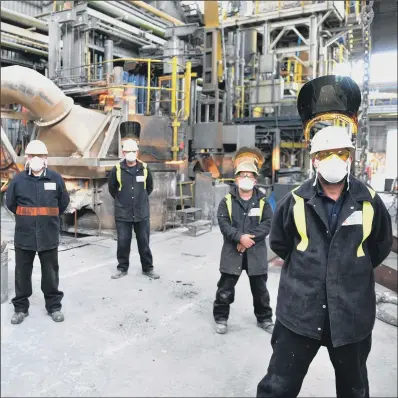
[164,24,199,39]
[325,31,347,47]
[269,18,310,30]
[274,45,309,55]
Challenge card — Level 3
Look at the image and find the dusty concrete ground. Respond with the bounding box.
[1,208,397,397]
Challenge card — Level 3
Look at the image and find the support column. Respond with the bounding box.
[309,15,318,79]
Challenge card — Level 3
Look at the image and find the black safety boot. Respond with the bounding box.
[11,311,29,325]
[49,310,64,322]
[257,319,274,334]
[111,270,128,279]
[142,270,160,279]
[215,321,228,334]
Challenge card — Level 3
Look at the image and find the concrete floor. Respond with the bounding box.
[1,208,397,397]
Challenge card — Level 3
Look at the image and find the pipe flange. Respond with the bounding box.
[34,97,74,127]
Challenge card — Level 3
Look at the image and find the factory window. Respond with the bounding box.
[120,121,141,140]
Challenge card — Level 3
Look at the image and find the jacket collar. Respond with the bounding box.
[295,174,374,202]
[229,184,265,201]
[120,159,144,170]
[24,169,52,180]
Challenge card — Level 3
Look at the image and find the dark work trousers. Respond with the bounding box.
[116,219,153,273]
[213,254,272,323]
[12,247,64,314]
[256,319,372,398]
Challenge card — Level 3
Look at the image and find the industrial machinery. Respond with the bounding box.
[1,0,379,234]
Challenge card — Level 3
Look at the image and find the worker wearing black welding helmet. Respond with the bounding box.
[6,140,70,325]
[108,139,159,280]
[257,76,393,398]
[214,147,274,335]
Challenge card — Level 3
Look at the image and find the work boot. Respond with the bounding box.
[111,270,128,279]
[215,321,228,334]
[257,319,274,334]
[49,310,64,322]
[142,270,160,280]
[11,311,29,325]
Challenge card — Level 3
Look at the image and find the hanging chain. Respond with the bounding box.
[358,0,374,180]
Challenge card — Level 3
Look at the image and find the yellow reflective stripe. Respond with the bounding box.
[357,186,376,257]
[116,163,122,191]
[259,198,265,222]
[138,160,148,190]
[292,187,309,251]
[117,161,148,191]
[225,193,232,222]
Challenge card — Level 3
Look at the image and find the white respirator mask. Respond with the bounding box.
[238,178,255,192]
[125,152,137,162]
[27,156,47,174]
[316,155,351,184]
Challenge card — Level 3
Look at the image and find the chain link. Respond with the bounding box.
[358,0,375,180]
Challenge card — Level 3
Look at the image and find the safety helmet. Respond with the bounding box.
[235,161,259,176]
[310,126,354,156]
[122,139,139,152]
[25,140,48,155]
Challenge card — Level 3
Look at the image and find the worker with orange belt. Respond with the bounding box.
[6,140,70,325]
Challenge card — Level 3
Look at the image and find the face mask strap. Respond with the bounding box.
[346,159,351,190]
[313,169,318,186]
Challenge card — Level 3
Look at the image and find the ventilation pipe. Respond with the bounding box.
[1,66,107,157]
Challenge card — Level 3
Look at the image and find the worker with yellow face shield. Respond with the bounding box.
[257,76,393,397]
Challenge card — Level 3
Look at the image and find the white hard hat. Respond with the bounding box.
[25,140,48,155]
[122,139,139,152]
[310,126,354,156]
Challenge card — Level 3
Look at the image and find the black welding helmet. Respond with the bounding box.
[297,75,361,141]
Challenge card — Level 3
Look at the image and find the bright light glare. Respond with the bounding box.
[334,51,397,84]
[370,51,397,83]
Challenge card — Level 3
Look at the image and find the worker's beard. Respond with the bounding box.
[313,157,351,189]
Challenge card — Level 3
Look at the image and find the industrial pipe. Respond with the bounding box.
[1,66,107,158]
[0,40,48,57]
[127,1,185,26]
[1,8,48,32]
[87,0,165,37]
[104,40,114,76]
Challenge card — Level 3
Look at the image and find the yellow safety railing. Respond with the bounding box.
[55,57,193,161]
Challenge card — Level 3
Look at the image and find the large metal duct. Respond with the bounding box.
[1,66,107,157]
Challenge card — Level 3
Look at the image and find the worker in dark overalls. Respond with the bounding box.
[257,76,393,397]
[6,140,70,324]
[214,147,274,335]
[108,139,159,280]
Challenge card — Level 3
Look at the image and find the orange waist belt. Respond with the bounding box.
[16,206,59,216]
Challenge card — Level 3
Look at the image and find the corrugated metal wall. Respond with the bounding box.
[1,0,45,16]
[1,1,48,70]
